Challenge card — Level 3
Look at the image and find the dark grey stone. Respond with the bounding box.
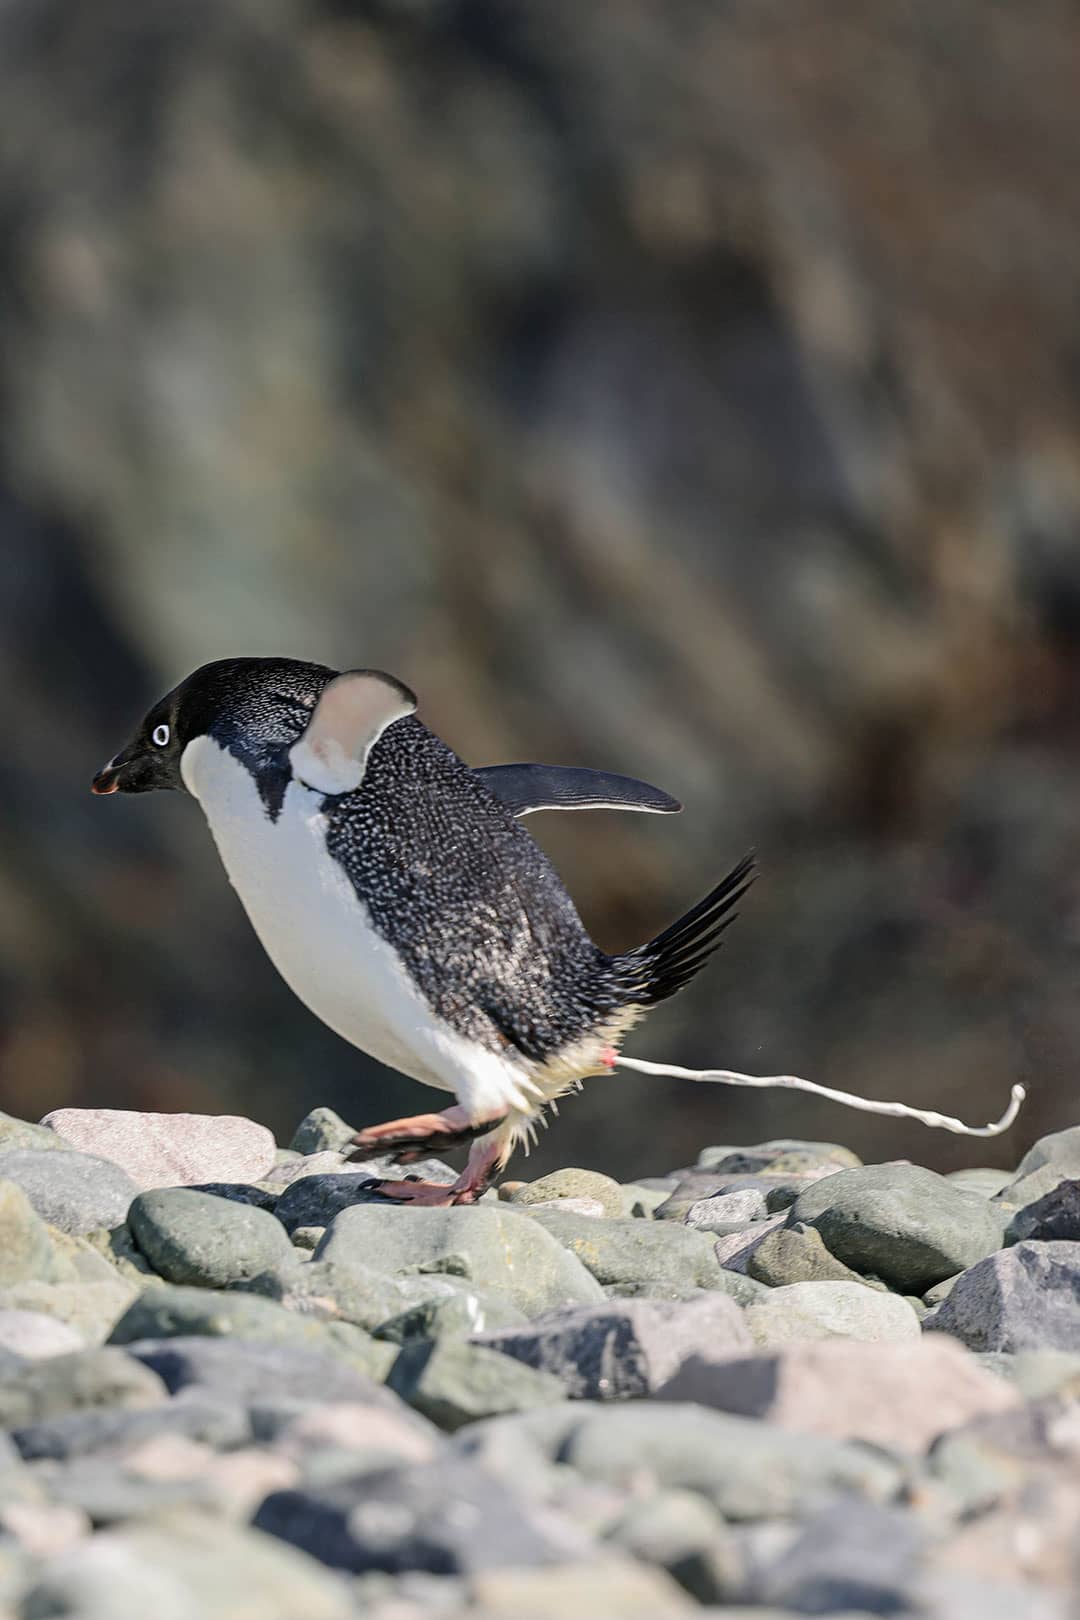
[128,1187,297,1288]
[790,1163,1007,1293]
[387,1339,565,1430]
[254,1457,575,1573]
[0,1149,138,1234]
[747,1221,871,1288]
[474,1293,751,1399]
[1006,1180,1080,1245]
[13,1396,250,1460]
[995,1125,1080,1209]
[288,1106,357,1156]
[925,1240,1080,1352]
[275,1163,456,1232]
[745,1499,925,1614]
[188,1182,280,1211]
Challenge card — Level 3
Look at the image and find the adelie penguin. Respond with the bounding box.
[92,658,753,1203]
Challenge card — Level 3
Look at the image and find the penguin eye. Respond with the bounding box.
[151,723,171,748]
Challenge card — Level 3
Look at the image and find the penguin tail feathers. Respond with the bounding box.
[609,853,755,1008]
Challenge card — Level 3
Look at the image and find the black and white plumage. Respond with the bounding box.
[91,657,752,1201]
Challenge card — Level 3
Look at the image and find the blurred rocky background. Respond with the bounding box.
[3,0,1080,1179]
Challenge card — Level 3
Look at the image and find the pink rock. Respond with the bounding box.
[656,1336,1020,1454]
[712,1211,787,1272]
[38,1110,276,1191]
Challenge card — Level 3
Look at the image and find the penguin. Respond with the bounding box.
[91,657,753,1203]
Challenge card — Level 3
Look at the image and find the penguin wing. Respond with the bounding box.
[476,763,682,817]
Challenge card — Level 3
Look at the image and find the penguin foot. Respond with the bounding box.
[347,1105,507,1163]
[359,1177,483,1207]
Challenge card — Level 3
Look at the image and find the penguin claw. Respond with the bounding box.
[360,1178,477,1206]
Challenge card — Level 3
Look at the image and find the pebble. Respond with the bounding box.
[387,1338,566,1430]
[475,1293,751,1399]
[0,1310,84,1359]
[127,1188,297,1288]
[1005,1178,1080,1244]
[995,1123,1080,1208]
[14,1396,251,1462]
[39,1110,277,1190]
[525,1209,725,1295]
[274,1165,454,1232]
[0,1346,166,1428]
[0,1179,63,1285]
[122,1336,418,1416]
[746,1220,871,1287]
[743,1280,921,1345]
[696,1140,862,1173]
[1,1277,137,1346]
[790,1162,1008,1292]
[314,1204,604,1316]
[0,1148,139,1234]
[0,1111,76,1154]
[656,1336,1019,1452]
[288,1107,358,1156]
[507,1168,625,1218]
[925,1239,1080,1351]
[604,1487,740,1604]
[683,1187,768,1234]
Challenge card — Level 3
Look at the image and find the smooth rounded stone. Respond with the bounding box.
[744,1498,925,1616]
[44,1455,225,1526]
[995,1124,1080,1209]
[696,1141,862,1174]
[946,1167,1014,1197]
[656,1335,1019,1453]
[474,1293,751,1400]
[255,1256,526,1340]
[507,1168,625,1218]
[387,1339,566,1430]
[683,1187,769,1235]
[604,1488,740,1605]
[374,1285,529,1343]
[0,1310,84,1359]
[13,1397,251,1462]
[290,1225,325,1252]
[790,1163,1008,1293]
[515,1196,608,1219]
[39,1108,278,1191]
[975,1350,1080,1400]
[654,1172,812,1224]
[1006,1179,1080,1245]
[0,1111,76,1154]
[274,1165,453,1232]
[288,1106,358,1156]
[469,1560,696,1617]
[19,1508,355,1620]
[107,1285,396,1380]
[0,1346,166,1428]
[127,1187,297,1288]
[524,1210,724,1296]
[747,1221,872,1288]
[255,1456,584,1574]
[1,1278,137,1346]
[187,1181,280,1212]
[314,1204,604,1316]
[926,1395,1080,1516]
[123,1336,419,1420]
[744,1281,921,1345]
[0,1179,61,1285]
[553,1402,902,1521]
[0,1148,138,1235]
[924,1240,1080,1352]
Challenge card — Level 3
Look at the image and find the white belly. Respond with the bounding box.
[180,736,536,1117]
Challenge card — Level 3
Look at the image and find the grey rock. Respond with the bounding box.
[13,1396,250,1460]
[128,1187,297,1288]
[255,1255,527,1340]
[375,1285,529,1343]
[123,1335,416,1415]
[656,1336,1018,1453]
[274,1165,455,1231]
[525,1210,724,1295]
[289,1106,358,1156]
[107,1284,396,1380]
[604,1488,741,1605]
[314,1204,604,1316]
[696,1140,862,1174]
[475,1293,751,1399]
[39,1108,277,1190]
[1005,1179,1080,1244]
[18,1510,354,1620]
[683,1188,768,1234]
[790,1163,1008,1292]
[554,1401,903,1520]
[387,1338,566,1430]
[744,1499,925,1614]
[620,1183,671,1219]
[925,1240,1080,1351]
[705,1268,770,1307]
[290,1225,325,1251]
[0,1345,166,1427]
[713,1212,789,1273]
[744,1280,921,1345]
[507,1168,625,1218]
[514,1195,607,1218]
[188,1181,280,1211]
[468,1560,696,1617]
[0,1112,76,1154]
[0,1148,138,1234]
[0,1309,84,1358]
[255,1457,578,1573]
[44,1458,222,1526]
[0,1179,61,1285]
[996,1124,1080,1209]
[924,1274,961,1307]
[0,1277,137,1346]
[927,1395,1080,1512]
[262,1151,353,1188]
[747,1220,871,1288]
[946,1167,1014,1197]
[975,1348,1080,1399]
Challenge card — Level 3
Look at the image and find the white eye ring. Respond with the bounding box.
[151,723,171,748]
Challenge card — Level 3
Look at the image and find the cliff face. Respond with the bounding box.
[3,1,1080,1174]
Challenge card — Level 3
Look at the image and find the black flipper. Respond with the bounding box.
[477,763,681,818]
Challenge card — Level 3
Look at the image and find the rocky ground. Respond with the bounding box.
[0,1108,1079,1617]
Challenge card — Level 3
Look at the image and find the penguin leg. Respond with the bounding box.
[359,1123,511,1206]
[347,1105,507,1163]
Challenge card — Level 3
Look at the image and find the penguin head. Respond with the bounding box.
[91,657,416,797]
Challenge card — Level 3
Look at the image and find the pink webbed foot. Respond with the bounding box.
[359,1130,507,1206]
[347,1105,506,1163]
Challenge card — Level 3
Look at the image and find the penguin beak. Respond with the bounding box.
[91,759,122,795]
